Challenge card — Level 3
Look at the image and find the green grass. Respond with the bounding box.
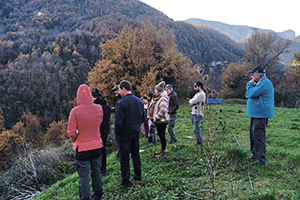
[35,99,300,199]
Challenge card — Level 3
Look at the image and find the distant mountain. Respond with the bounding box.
[185,18,296,41]
[185,18,300,63]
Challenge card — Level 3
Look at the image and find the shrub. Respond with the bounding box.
[0,140,75,200]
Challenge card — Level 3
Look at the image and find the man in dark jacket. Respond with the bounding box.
[114,80,146,188]
[165,84,179,144]
[92,89,111,174]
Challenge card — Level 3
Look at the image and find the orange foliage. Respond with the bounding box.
[0,130,24,169]
[11,112,42,149]
[43,120,68,147]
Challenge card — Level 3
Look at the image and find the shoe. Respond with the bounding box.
[246,155,255,160]
[90,194,103,200]
[155,149,164,155]
[119,183,132,189]
[148,143,154,147]
[196,142,203,146]
[169,140,177,144]
[155,150,167,158]
[251,160,266,165]
[133,177,142,182]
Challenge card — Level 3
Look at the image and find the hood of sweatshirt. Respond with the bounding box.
[77,84,94,106]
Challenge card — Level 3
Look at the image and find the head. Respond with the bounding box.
[194,81,203,92]
[76,84,93,106]
[92,88,102,99]
[165,84,173,94]
[155,81,166,94]
[141,96,147,104]
[112,85,119,96]
[119,80,132,97]
[248,66,265,82]
[146,90,154,100]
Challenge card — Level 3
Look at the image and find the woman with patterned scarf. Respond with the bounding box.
[149,81,170,157]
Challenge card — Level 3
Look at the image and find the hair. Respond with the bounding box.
[119,80,132,91]
[141,96,147,100]
[146,90,154,98]
[195,81,203,90]
[258,73,265,78]
[92,88,102,98]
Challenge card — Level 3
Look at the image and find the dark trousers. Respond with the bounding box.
[250,118,268,163]
[118,132,141,186]
[101,135,107,172]
[148,120,157,144]
[75,148,103,200]
[143,120,149,137]
[156,123,167,150]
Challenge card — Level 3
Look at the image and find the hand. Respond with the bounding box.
[249,76,255,83]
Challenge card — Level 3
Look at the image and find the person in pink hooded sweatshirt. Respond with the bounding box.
[67,84,104,200]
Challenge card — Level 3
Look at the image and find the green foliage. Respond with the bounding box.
[34,101,300,199]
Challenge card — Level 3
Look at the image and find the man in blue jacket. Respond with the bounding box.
[245,66,274,164]
[115,80,146,188]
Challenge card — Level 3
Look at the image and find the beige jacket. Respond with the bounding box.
[150,90,169,123]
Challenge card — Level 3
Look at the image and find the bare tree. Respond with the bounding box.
[244,29,291,72]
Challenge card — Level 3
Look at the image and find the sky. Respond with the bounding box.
[139,0,299,37]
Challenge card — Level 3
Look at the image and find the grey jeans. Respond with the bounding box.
[75,148,103,200]
[168,113,177,142]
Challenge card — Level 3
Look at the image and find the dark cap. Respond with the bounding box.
[248,66,265,73]
[112,85,119,91]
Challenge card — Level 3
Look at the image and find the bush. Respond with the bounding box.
[0,140,75,200]
[274,88,299,108]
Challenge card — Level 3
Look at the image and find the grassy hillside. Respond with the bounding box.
[35,100,300,199]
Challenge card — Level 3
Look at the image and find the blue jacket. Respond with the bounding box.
[245,76,274,118]
[114,93,146,135]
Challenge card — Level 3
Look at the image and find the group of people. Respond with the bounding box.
[66,79,206,199]
[66,64,274,200]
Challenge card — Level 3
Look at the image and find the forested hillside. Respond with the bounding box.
[0,0,245,130]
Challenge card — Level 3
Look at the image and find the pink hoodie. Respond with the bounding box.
[67,84,103,152]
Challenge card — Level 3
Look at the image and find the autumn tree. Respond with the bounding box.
[87,22,198,101]
[275,53,300,107]
[43,120,68,147]
[0,130,24,169]
[221,62,252,98]
[11,112,42,149]
[285,53,300,86]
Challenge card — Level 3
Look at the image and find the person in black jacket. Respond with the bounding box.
[114,80,146,188]
[92,88,111,174]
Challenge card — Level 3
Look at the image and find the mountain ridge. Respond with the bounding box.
[185,18,296,41]
[185,18,300,64]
